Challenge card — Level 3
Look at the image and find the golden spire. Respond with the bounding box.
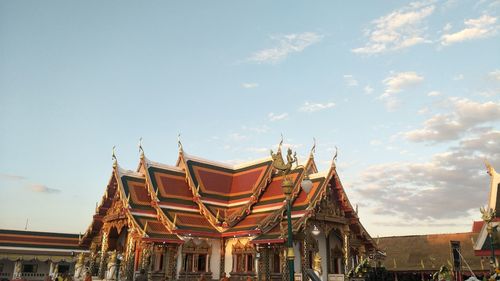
[309,137,316,157]
[139,137,144,159]
[112,146,117,168]
[177,133,183,153]
[331,146,338,167]
[278,134,284,153]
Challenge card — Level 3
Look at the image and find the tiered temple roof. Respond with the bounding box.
[81,143,374,250]
[0,229,85,261]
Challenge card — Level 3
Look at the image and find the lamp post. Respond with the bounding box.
[271,146,313,281]
[480,207,496,274]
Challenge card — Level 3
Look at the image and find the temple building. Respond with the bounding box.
[474,163,500,268]
[0,229,85,281]
[79,142,377,281]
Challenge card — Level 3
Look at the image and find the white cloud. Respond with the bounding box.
[352,2,434,54]
[427,90,441,97]
[241,83,259,89]
[489,69,500,81]
[443,23,453,32]
[453,74,464,80]
[268,112,289,121]
[364,85,374,94]
[343,75,359,87]
[370,140,382,146]
[379,71,424,110]
[404,98,500,142]
[228,133,247,141]
[353,129,500,220]
[248,32,323,64]
[28,183,61,194]
[441,15,498,46]
[241,125,270,134]
[299,101,336,112]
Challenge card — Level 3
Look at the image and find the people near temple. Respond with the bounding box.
[220,273,229,281]
[136,269,147,281]
[84,272,92,281]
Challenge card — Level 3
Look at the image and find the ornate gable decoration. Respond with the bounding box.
[232,240,255,254]
[182,239,211,254]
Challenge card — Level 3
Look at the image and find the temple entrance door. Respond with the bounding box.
[328,229,344,274]
[107,226,128,252]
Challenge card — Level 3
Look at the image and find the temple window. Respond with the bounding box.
[272,252,281,273]
[22,264,37,273]
[181,239,211,273]
[231,240,256,273]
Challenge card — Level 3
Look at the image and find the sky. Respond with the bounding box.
[0,0,499,237]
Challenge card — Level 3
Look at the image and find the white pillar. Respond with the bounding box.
[317,234,328,281]
[13,260,22,280]
[293,242,301,274]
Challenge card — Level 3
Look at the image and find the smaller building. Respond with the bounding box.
[378,232,488,281]
[0,229,86,281]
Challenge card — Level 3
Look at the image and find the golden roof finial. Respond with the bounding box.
[196,184,200,194]
[127,193,131,202]
[278,133,284,153]
[112,145,118,167]
[143,221,148,233]
[216,209,220,221]
[139,137,144,158]
[173,214,177,225]
[485,159,495,176]
[155,187,159,196]
[331,146,338,167]
[177,133,183,153]
[309,137,316,157]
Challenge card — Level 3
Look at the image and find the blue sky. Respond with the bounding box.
[0,0,499,237]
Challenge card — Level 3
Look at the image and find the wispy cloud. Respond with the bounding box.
[441,15,498,46]
[352,1,435,54]
[28,183,61,194]
[268,112,289,121]
[241,125,270,134]
[364,85,374,95]
[343,75,358,87]
[248,32,323,64]
[228,133,247,141]
[299,101,335,112]
[241,83,259,89]
[379,71,424,110]
[453,74,464,80]
[427,90,441,97]
[488,69,500,81]
[0,173,27,181]
[404,98,500,142]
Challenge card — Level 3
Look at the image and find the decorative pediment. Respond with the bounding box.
[182,239,212,254]
[232,239,255,254]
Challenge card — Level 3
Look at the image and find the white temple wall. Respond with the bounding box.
[209,238,221,280]
[317,233,328,281]
[175,243,183,278]
[293,242,301,273]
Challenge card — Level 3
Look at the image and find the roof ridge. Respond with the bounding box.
[379,232,474,239]
[183,152,272,170]
[144,156,184,172]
